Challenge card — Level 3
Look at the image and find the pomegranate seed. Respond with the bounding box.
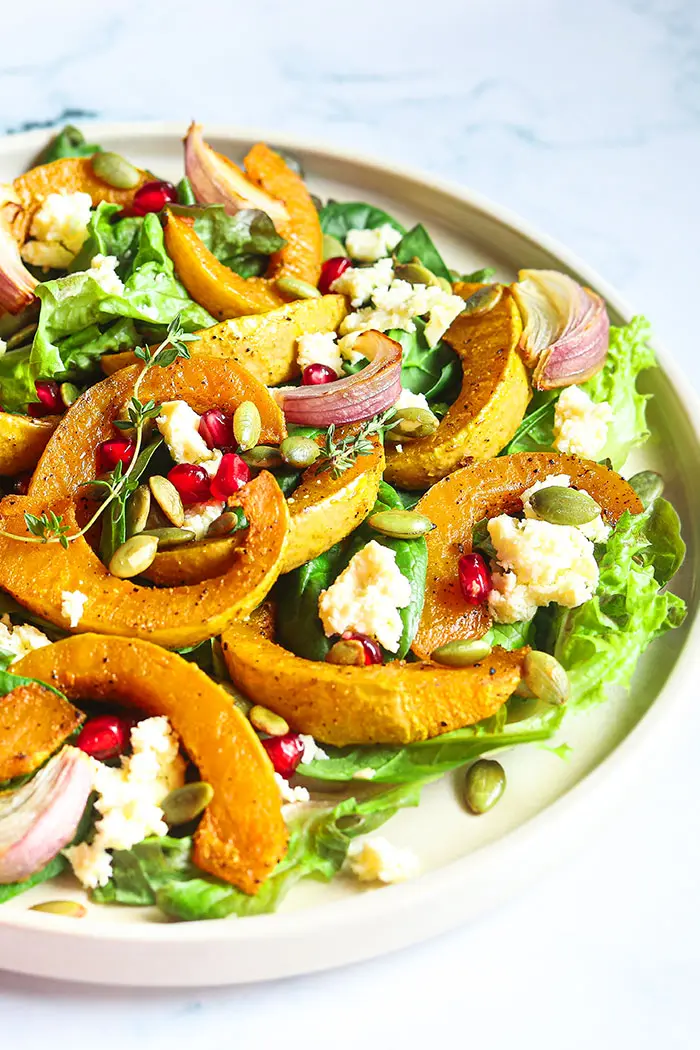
[76,715,131,761]
[13,473,31,495]
[458,552,491,605]
[28,380,63,417]
[341,631,383,665]
[168,463,211,505]
[97,437,135,474]
[302,363,337,386]
[209,452,250,501]
[132,179,178,216]
[262,734,304,778]
[199,408,233,450]
[318,256,351,295]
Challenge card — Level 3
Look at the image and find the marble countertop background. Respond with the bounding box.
[0,0,698,1047]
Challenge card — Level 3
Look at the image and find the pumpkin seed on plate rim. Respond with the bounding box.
[463,759,506,814]
[30,900,87,918]
[369,509,435,540]
[108,534,159,578]
[91,150,141,190]
[149,475,185,528]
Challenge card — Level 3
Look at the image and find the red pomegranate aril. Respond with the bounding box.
[458,552,491,605]
[132,180,178,216]
[28,380,63,417]
[209,452,250,501]
[76,715,131,761]
[341,631,383,665]
[168,463,211,505]
[318,256,351,295]
[262,733,305,778]
[198,408,233,450]
[97,437,135,474]
[302,363,337,386]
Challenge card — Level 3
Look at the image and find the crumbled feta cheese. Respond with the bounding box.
[296,331,343,375]
[0,338,6,356]
[199,450,223,478]
[60,589,88,628]
[156,400,217,467]
[394,388,430,411]
[64,716,185,889]
[274,772,310,804]
[299,734,329,765]
[182,500,225,539]
[0,620,51,663]
[318,540,411,652]
[346,836,420,884]
[522,474,610,542]
[552,385,612,460]
[352,768,377,781]
[345,224,402,263]
[21,191,92,269]
[337,331,365,364]
[331,257,394,307]
[85,253,124,296]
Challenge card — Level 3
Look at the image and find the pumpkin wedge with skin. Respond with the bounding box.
[0,412,59,475]
[384,284,530,490]
[0,681,85,782]
[14,635,287,893]
[0,472,289,648]
[412,452,644,659]
[100,295,347,383]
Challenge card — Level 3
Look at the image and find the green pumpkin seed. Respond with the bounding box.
[529,485,601,526]
[91,151,141,190]
[161,782,214,827]
[322,234,347,260]
[249,705,290,736]
[125,484,151,537]
[506,693,542,723]
[59,382,79,408]
[5,322,38,352]
[369,509,435,540]
[386,407,440,442]
[276,276,321,301]
[207,510,243,537]
[431,638,493,667]
[280,435,320,469]
[394,260,441,287]
[109,534,159,578]
[461,284,503,316]
[326,639,366,666]
[233,401,261,452]
[628,470,664,509]
[523,650,570,706]
[149,475,185,528]
[464,759,506,814]
[30,899,87,918]
[242,445,284,469]
[435,276,453,294]
[140,527,196,550]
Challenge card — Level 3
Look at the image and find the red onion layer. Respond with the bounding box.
[0,223,37,314]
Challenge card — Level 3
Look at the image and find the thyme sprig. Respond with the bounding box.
[317,409,396,478]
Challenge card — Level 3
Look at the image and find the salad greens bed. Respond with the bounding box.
[0,124,688,923]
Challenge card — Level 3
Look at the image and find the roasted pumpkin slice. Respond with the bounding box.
[412,452,644,659]
[14,635,287,893]
[0,681,85,782]
[221,621,525,747]
[100,295,347,383]
[384,284,530,490]
[0,412,59,475]
[0,472,289,648]
[28,356,284,503]
[163,211,284,320]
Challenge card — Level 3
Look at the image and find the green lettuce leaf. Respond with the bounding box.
[192,205,284,278]
[319,201,405,240]
[69,202,143,275]
[0,854,69,904]
[393,224,451,281]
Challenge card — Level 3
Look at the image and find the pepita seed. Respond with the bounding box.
[463,759,506,814]
[207,510,243,537]
[161,782,214,827]
[326,639,366,666]
[431,638,493,667]
[140,527,196,550]
[125,484,151,537]
[280,435,320,469]
[506,693,542,723]
[275,276,321,301]
[323,233,347,260]
[436,276,453,294]
[529,485,601,526]
[369,509,435,540]
[386,407,440,442]
[59,382,79,408]
[233,401,261,452]
[523,650,570,706]
[628,470,664,509]
[394,260,441,287]
[249,705,290,736]
[461,283,503,316]
[30,899,87,918]
[91,150,141,190]
[242,445,284,470]
[109,534,158,578]
[149,475,185,528]
[5,322,38,352]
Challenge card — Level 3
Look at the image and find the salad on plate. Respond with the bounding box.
[0,123,686,922]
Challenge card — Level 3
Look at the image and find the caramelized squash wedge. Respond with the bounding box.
[0,412,59,476]
[412,452,644,658]
[14,635,287,893]
[384,284,530,490]
[0,681,85,782]
[100,294,347,384]
[221,621,526,747]
[0,472,289,648]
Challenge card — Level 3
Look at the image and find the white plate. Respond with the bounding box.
[0,123,697,987]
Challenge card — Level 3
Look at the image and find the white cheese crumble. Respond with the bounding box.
[344,224,402,263]
[318,540,411,653]
[85,253,124,296]
[552,385,612,460]
[21,191,92,269]
[182,500,226,539]
[60,589,88,629]
[0,619,51,663]
[274,772,310,804]
[0,338,6,357]
[352,768,377,781]
[299,734,329,765]
[64,716,185,890]
[331,256,394,307]
[346,837,420,884]
[156,400,219,468]
[394,387,430,411]
[296,331,343,375]
[521,474,610,543]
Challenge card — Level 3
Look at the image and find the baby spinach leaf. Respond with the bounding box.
[276,543,346,661]
[319,201,405,241]
[393,224,451,281]
[501,391,558,455]
[34,125,102,165]
[390,320,461,406]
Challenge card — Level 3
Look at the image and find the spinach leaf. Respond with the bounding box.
[192,205,285,279]
[34,125,102,165]
[502,391,558,455]
[92,837,196,906]
[319,201,405,241]
[176,177,196,206]
[276,543,346,661]
[0,854,69,904]
[390,319,462,404]
[393,224,451,281]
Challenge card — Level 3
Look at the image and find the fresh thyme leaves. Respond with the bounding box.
[113,398,162,432]
[23,510,71,549]
[316,410,396,478]
[133,314,197,369]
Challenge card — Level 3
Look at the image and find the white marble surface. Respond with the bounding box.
[0,0,699,1046]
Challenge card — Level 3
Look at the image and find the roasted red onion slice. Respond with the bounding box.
[511,269,609,389]
[0,222,37,314]
[279,330,403,425]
